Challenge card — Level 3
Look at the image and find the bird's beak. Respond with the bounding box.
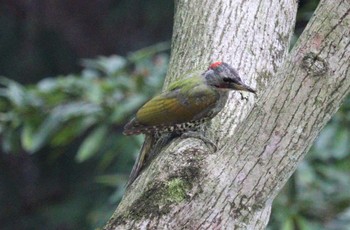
[233,82,257,94]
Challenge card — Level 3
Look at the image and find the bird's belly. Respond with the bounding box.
[157,118,208,134]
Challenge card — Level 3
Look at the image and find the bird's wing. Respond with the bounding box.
[124,82,219,134]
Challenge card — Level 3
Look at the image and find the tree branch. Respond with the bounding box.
[104,0,350,229]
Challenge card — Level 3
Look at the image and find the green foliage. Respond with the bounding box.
[0,43,169,229]
[0,44,169,155]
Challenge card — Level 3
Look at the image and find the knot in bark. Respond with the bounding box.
[301,52,328,76]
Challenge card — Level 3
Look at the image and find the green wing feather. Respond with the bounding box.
[124,72,219,134]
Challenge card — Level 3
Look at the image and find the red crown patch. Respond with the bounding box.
[209,61,223,69]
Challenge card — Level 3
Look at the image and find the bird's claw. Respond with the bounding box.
[240,93,249,101]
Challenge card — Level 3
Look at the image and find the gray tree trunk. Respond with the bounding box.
[104,0,350,229]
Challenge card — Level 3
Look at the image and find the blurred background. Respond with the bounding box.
[0,0,349,229]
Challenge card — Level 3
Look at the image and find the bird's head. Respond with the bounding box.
[204,61,256,94]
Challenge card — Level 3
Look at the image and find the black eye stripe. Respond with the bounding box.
[223,77,242,84]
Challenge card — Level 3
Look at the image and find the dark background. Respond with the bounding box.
[0,0,173,83]
[1,1,349,229]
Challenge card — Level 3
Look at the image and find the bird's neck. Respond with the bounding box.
[218,90,229,106]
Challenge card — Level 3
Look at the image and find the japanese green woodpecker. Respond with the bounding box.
[123,61,256,187]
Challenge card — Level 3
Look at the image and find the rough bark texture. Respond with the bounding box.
[104,0,350,229]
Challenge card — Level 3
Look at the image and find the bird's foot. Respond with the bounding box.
[181,131,217,152]
[240,92,249,101]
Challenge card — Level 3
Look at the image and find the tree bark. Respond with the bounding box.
[104,0,350,229]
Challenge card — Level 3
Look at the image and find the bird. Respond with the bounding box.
[123,61,256,187]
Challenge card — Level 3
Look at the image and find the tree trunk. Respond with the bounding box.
[104,0,350,229]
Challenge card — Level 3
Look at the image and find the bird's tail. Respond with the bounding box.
[125,133,178,189]
[126,134,155,188]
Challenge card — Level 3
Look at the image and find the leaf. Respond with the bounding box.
[86,82,104,104]
[94,174,127,187]
[21,123,36,152]
[281,218,294,230]
[37,77,59,92]
[295,216,322,230]
[0,77,26,107]
[23,102,102,152]
[23,114,61,153]
[75,125,108,162]
[51,117,97,146]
